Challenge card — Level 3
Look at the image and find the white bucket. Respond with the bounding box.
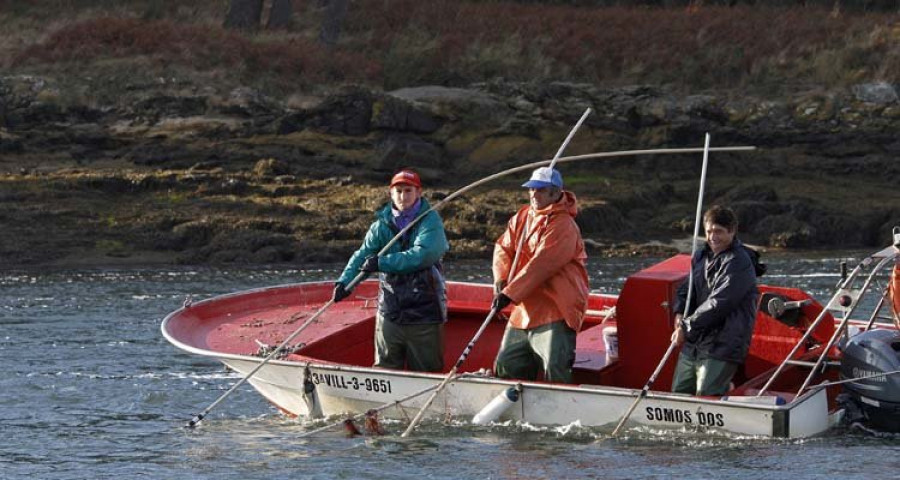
[602,326,618,360]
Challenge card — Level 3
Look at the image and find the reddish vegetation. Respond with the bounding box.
[9,2,898,92]
[13,17,378,86]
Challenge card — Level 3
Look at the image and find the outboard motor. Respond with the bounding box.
[840,329,900,432]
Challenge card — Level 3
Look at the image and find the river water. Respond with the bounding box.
[2,253,899,480]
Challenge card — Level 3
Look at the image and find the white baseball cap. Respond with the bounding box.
[522,167,563,188]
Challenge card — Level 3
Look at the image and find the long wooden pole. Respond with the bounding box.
[298,372,473,438]
[400,108,592,437]
[610,133,712,437]
[186,268,368,428]
[398,305,502,437]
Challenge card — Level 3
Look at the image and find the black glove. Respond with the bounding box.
[492,293,512,311]
[360,255,379,273]
[332,282,350,303]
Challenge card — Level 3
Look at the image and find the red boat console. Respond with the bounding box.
[572,254,837,392]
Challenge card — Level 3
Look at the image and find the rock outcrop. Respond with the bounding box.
[1,75,899,266]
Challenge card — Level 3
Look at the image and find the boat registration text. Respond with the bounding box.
[645,406,725,427]
[310,372,393,393]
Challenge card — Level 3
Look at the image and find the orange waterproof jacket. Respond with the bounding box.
[492,191,589,332]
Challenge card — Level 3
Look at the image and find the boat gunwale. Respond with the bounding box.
[160,278,616,368]
[161,279,828,419]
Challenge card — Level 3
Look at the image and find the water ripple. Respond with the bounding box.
[2,258,899,479]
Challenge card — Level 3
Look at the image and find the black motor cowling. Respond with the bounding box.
[840,328,900,432]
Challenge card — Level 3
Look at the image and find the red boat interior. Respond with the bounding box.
[164,254,840,396]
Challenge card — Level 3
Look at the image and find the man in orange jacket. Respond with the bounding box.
[491,166,589,384]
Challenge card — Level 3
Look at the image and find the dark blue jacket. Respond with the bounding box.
[337,199,449,324]
[673,239,758,364]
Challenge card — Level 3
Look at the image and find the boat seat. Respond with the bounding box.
[574,350,612,371]
[573,323,616,373]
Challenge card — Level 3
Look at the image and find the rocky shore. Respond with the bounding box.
[1,74,899,268]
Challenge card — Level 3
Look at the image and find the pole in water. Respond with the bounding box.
[610,133,712,437]
[400,108,593,438]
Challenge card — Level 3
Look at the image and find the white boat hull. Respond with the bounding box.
[221,356,830,438]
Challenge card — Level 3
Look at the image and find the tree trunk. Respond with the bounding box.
[267,0,293,30]
[224,0,264,30]
[319,0,350,46]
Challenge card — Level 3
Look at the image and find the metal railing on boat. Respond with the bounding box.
[757,244,900,399]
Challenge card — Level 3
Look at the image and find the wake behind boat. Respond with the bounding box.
[162,235,900,438]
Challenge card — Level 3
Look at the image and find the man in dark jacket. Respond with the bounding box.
[671,205,758,396]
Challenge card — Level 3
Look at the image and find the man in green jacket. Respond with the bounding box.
[333,169,450,372]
